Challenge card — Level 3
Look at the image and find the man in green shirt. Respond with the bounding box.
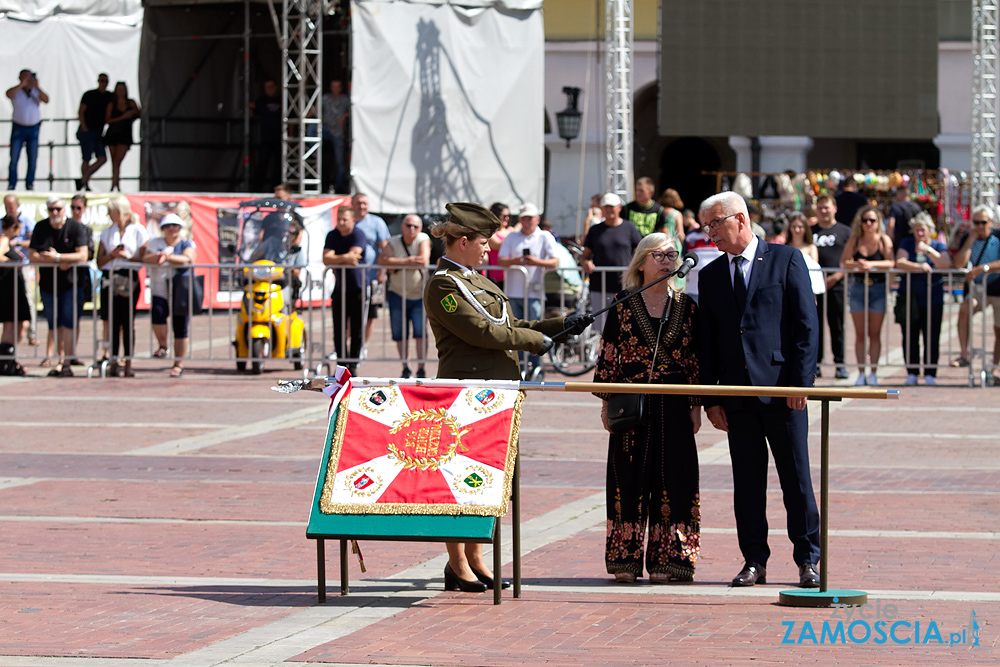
[622,176,668,237]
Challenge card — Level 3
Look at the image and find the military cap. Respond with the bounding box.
[445,202,501,237]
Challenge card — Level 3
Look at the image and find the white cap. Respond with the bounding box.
[159,213,184,228]
[517,202,540,218]
[599,193,622,207]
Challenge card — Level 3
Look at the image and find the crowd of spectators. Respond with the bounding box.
[2,171,1000,384]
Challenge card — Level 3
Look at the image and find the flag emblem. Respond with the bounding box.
[475,389,496,406]
[463,473,483,488]
[354,474,374,490]
[370,390,387,406]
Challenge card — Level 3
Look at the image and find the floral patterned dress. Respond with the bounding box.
[593,288,701,580]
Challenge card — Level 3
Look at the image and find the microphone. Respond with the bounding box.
[674,253,699,278]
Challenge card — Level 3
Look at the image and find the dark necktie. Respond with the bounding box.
[733,255,747,315]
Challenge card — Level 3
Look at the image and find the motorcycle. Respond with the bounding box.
[232,199,307,374]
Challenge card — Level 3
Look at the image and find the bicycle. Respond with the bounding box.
[547,275,602,376]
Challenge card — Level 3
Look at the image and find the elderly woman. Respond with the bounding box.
[143,213,197,377]
[97,195,148,377]
[424,202,589,593]
[593,233,701,584]
[841,205,894,386]
[895,212,951,385]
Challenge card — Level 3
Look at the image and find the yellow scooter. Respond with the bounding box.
[232,199,307,374]
[234,260,306,374]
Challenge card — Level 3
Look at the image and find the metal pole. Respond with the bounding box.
[819,399,830,593]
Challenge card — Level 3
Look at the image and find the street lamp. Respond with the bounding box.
[556,86,582,148]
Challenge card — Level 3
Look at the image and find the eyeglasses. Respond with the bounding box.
[973,219,991,226]
[403,224,420,229]
[861,217,879,223]
[650,249,679,263]
[499,214,510,220]
[705,213,738,230]
[71,205,85,211]
[48,207,63,212]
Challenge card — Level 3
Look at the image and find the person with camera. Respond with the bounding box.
[6,69,49,191]
[497,203,559,379]
[97,196,149,377]
[424,202,592,593]
[592,233,701,584]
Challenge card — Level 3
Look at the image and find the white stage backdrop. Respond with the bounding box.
[0,2,142,192]
[351,0,544,215]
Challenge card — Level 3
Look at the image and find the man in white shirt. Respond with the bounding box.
[499,202,559,377]
[6,69,49,190]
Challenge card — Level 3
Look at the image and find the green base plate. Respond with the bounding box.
[778,589,868,607]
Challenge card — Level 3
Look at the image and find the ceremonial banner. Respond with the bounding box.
[319,384,524,517]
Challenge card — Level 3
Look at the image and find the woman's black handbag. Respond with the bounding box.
[607,393,647,433]
[172,272,204,316]
[605,293,672,434]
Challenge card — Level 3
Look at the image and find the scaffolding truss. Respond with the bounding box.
[605,0,633,201]
[972,0,999,208]
[280,0,324,194]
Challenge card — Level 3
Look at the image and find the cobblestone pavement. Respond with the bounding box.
[0,317,998,666]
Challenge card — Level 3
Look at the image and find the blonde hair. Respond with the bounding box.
[106,195,134,223]
[622,233,680,292]
[849,205,885,239]
[429,220,484,247]
[909,211,935,232]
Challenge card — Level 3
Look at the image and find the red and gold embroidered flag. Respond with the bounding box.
[319,384,523,516]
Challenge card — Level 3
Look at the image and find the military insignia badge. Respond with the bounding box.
[440,294,459,313]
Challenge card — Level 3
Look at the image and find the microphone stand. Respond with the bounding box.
[551,261,693,340]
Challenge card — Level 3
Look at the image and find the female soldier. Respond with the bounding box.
[424,202,591,592]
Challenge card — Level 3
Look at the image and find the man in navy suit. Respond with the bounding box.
[697,192,821,588]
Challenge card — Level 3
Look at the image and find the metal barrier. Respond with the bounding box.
[2,260,995,385]
[1,117,140,191]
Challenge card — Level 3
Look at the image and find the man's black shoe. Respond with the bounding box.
[799,563,820,588]
[731,562,766,587]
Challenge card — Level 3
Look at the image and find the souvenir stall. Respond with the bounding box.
[705,169,972,244]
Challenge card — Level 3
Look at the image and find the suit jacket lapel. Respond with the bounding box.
[743,241,769,308]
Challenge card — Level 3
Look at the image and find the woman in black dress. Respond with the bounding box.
[0,215,30,375]
[593,232,702,583]
[104,82,140,192]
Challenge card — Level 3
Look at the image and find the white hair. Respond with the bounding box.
[972,204,995,222]
[699,191,747,216]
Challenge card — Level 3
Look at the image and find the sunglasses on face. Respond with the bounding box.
[650,249,679,263]
[48,207,63,212]
[862,217,879,223]
[973,219,990,226]
[71,205,85,211]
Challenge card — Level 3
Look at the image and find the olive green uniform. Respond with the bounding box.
[425,258,566,380]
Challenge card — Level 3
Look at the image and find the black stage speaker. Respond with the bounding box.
[659,0,939,139]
